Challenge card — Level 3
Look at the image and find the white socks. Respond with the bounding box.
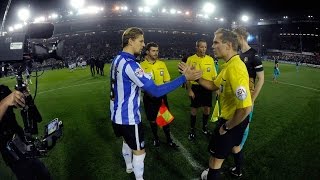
[122,142,133,173]
[133,153,146,180]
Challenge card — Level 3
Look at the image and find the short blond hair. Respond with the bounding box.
[122,27,144,48]
[214,28,239,52]
[233,26,249,40]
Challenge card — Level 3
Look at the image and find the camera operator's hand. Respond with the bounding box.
[1,90,25,122]
[3,91,26,108]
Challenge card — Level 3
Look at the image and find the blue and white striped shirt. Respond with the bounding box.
[110,52,152,125]
[110,51,187,125]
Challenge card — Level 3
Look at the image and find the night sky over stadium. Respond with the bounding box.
[0,0,318,25]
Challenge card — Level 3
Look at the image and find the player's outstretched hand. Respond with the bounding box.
[178,62,202,81]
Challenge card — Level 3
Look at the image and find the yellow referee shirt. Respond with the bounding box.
[186,54,217,85]
[140,59,170,85]
[214,55,252,120]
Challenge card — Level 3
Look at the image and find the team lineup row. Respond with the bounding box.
[109,26,265,180]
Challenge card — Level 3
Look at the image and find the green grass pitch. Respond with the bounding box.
[0,60,319,180]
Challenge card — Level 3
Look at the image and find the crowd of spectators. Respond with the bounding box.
[266,51,320,65]
[56,31,213,65]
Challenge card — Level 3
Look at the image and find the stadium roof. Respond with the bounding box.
[0,0,318,31]
[1,0,318,18]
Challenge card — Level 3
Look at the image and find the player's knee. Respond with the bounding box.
[232,146,241,154]
[209,156,224,169]
[191,108,197,115]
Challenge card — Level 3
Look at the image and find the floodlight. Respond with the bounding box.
[203,2,215,14]
[34,16,46,23]
[18,8,30,22]
[70,0,85,9]
[170,8,176,14]
[8,26,14,32]
[241,15,249,22]
[50,13,58,19]
[14,24,23,30]
[143,7,151,13]
[87,6,100,14]
[145,0,159,6]
[121,6,128,11]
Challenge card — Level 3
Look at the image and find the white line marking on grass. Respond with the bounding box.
[33,79,205,179]
[38,81,104,94]
[266,80,320,92]
[170,135,205,171]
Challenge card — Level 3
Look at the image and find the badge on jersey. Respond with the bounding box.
[207,67,210,72]
[145,72,153,79]
[160,71,164,76]
[244,57,248,63]
[134,68,144,78]
[235,86,247,100]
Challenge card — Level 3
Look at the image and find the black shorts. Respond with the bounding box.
[208,116,249,159]
[190,85,213,108]
[143,93,168,122]
[112,122,145,150]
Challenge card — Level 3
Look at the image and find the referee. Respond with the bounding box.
[140,42,178,148]
[198,28,252,179]
[186,39,217,140]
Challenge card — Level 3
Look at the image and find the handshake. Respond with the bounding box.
[178,62,202,81]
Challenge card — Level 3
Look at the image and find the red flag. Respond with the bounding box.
[156,100,174,127]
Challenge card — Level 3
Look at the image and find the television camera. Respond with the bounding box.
[0,23,64,159]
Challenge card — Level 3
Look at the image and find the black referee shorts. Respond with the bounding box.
[190,85,213,108]
[143,93,168,122]
[208,116,249,159]
[112,122,145,150]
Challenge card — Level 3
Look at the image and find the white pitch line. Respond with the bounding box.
[38,81,105,94]
[266,80,320,92]
[170,135,205,171]
[36,80,205,179]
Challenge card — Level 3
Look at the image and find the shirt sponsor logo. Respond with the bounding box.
[235,86,247,100]
[135,68,144,78]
